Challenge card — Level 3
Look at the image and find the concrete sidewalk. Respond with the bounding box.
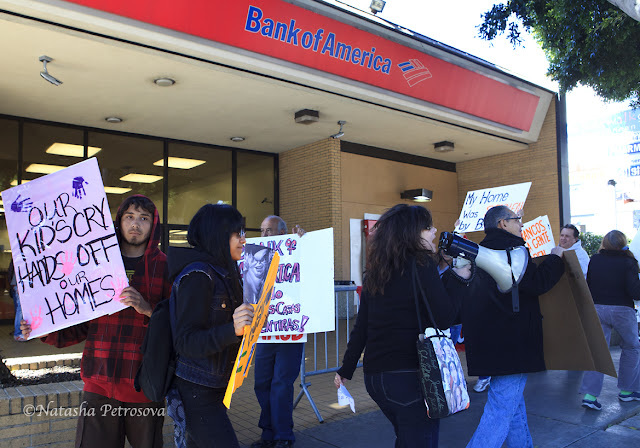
[282,350,640,448]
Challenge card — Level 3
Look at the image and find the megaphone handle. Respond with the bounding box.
[506,249,520,313]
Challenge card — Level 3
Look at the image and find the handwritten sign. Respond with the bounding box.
[1,158,127,339]
[522,215,556,257]
[224,252,280,408]
[455,182,531,233]
[240,228,335,337]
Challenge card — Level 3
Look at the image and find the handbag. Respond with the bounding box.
[412,260,470,418]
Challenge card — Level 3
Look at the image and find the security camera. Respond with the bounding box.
[330,120,347,139]
[39,56,63,86]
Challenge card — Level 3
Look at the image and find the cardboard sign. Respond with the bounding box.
[537,251,616,377]
[241,228,335,337]
[455,182,531,233]
[522,215,555,257]
[224,252,280,408]
[1,158,127,339]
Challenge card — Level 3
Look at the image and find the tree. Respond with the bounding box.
[580,232,604,257]
[479,1,640,107]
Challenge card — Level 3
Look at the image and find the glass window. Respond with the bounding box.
[237,152,275,229]
[167,143,232,225]
[22,123,83,185]
[88,132,164,222]
[0,118,19,271]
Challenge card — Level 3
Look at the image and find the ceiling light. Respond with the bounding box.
[401,188,433,202]
[434,141,455,153]
[154,77,176,87]
[119,173,163,183]
[330,120,347,139]
[26,163,66,174]
[10,179,30,186]
[39,55,63,86]
[104,186,132,194]
[153,157,206,169]
[46,143,101,157]
[230,137,245,142]
[294,109,319,124]
[105,117,123,124]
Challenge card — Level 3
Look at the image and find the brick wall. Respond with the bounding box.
[279,138,343,277]
[457,99,560,243]
[0,382,175,448]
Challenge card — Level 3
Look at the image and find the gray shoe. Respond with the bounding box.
[473,377,490,393]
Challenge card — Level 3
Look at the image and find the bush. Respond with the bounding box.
[580,232,603,257]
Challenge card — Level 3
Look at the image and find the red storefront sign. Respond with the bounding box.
[64,0,539,131]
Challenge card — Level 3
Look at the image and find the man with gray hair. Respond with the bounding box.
[463,205,566,448]
[251,215,304,448]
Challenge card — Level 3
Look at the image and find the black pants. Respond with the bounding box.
[174,376,240,448]
[75,391,164,448]
[365,370,439,448]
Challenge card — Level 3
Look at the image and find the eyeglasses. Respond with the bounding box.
[502,217,522,223]
[237,229,246,238]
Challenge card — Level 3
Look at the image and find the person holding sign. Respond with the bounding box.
[335,204,471,448]
[463,206,565,448]
[559,224,589,278]
[251,215,305,448]
[21,195,171,448]
[579,230,640,410]
[166,204,254,448]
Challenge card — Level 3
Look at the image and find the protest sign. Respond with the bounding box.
[241,228,335,337]
[1,158,128,339]
[455,182,531,233]
[224,252,280,408]
[537,251,616,377]
[522,215,555,257]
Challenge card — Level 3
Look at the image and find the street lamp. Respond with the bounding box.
[608,179,618,229]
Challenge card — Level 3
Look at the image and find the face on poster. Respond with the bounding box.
[239,228,335,337]
[1,158,128,339]
[522,215,556,257]
[455,182,532,233]
[243,244,274,305]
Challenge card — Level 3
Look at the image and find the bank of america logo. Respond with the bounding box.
[398,59,432,87]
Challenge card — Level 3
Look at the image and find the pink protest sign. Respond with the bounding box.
[1,158,127,339]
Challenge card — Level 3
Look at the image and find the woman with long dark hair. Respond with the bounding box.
[580,230,640,410]
[167,204,254,447]
[334,204,471,447]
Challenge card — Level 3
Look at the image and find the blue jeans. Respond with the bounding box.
[254,342,304,441]
[365,370,439,448]
[580,304,640,395]
[467,373,532,448]
[10,286,22,338]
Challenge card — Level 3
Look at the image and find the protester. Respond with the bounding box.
[579,230,640,410]
[21,195,171,448]
[8,260,26,342]
[463,205,565,448]
[334,204,471,447]
[559,224,589,277]
[251,215,305,448]
[167,204,254,448]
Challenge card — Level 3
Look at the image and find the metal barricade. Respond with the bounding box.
[293,284,362,423]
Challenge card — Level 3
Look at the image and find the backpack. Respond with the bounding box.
[134,297,176,402]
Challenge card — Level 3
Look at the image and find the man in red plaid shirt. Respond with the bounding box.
[22,195,171,448]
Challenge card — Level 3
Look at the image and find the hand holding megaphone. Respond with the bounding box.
[438,232,529,293]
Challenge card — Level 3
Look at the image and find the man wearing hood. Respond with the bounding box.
[463,205,565,448]
[22,195,171,448]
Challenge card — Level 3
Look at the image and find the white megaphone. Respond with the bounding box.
[438,232,529,293]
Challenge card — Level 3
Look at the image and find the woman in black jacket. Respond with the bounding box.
[334,204,471,448]
[579,230,640,410]
[167,204,255,447]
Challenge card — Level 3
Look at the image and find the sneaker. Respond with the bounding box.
[473,377,490,393]
[250,440,274,448]
[273,441,294,448]
[618,391,640,402]
[582,397,602,410]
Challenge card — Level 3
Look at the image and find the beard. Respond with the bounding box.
[123,233,149,248]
